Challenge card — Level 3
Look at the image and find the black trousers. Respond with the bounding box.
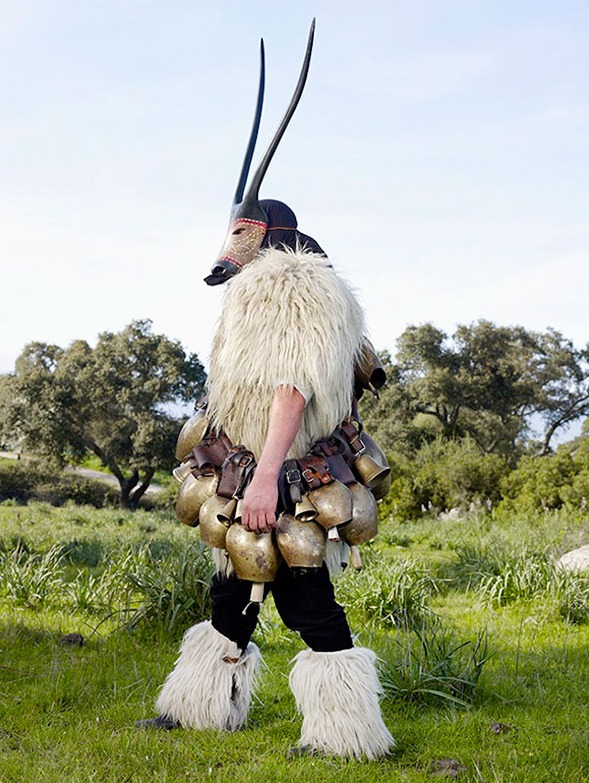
[210,562,353,653]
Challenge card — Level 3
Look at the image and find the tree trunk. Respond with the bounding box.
[128,467,155,510]
[119,469,140,510]
[538,394,589,456]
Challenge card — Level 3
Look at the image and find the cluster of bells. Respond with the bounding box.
[171,408,392,602]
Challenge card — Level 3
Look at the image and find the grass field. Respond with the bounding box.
[1,502,588,782]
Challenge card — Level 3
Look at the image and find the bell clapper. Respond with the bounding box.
[327,526,342,542]
[242,581,265,615]
[349,545,363,570]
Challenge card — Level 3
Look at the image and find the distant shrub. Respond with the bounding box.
[379,439,510,522]
[414,439,509,512]
[497,449,588,516]
[149,480,178,512]
[378,462,421,523]
[0,460,118,508]
[0,460,35,502]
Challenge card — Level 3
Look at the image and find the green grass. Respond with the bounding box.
[1,502,589,782]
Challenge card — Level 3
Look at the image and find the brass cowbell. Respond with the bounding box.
[275,513,326,569]
[175,473,218,527]
[198,494,232,548]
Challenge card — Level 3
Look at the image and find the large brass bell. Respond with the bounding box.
[294,493,318,522]
[275,513,326,569]
[339,482,378,546]
[198,494,232,548]
[225,523,281,604]
[308,479,353,541]
[356,432,392,500]
[175,408,209,462]
[175,473,218,526]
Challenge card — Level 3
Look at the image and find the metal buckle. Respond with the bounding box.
[286,468,302,485]
[301,468,315,484]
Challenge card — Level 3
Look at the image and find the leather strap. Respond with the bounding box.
[298,454,333,490]
[284,458,303,505]
[189,428,233,477]
[217,446,257,499]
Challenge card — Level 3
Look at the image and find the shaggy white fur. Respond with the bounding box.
[289,646,395,760]
[324,540,349,577]
[207,247,366,460]
[211,546,235,577]
[155,621,259,730]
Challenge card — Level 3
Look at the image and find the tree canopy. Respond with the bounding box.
[0,320,205,509]
[360,320,589,459]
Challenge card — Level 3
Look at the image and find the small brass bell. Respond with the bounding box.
[370,471,392,501]
[353,452,391,491]
[340,482,378,546]
[175,409,209,462]
[199,494,232,548]
[175,473,218,527]
[172,462,193,484]
[294,493,318,522]
[356,432,392,499]
[275,513,325,569]
[217,497,238,526]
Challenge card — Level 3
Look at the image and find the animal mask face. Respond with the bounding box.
[205,21,315,286]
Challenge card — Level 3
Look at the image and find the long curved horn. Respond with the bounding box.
[233,40,266,208]
[243,18,315,204]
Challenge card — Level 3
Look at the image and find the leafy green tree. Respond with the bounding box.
[361,321,589,458]
[0,320,205,509]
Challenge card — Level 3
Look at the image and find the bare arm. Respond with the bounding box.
[240,385,305,534]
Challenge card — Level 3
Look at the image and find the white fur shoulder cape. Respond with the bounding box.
[207,247,366,460]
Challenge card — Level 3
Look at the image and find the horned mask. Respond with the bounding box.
[205,20,316,286]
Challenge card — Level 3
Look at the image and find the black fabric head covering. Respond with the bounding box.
[260,199,326,256]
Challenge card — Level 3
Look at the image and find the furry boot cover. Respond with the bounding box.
[155,621,260,731]
[289,646,394,760]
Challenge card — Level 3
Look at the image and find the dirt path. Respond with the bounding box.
[0,451,163,495]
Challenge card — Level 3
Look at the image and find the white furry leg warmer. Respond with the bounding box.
[289,646,394,760]
[155,621,260,731]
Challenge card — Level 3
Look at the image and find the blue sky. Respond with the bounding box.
[1,0,588,375]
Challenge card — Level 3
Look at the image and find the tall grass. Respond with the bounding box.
[0,536,213,636]
[121,541,212,635]
[379,618,490,707]
[0,543,65,608]
[335,557,438,630]
[2,504,589,782]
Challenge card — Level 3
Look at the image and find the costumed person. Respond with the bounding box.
[137,20,394,760]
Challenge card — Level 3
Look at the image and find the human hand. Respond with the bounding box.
[240,475,279,534]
